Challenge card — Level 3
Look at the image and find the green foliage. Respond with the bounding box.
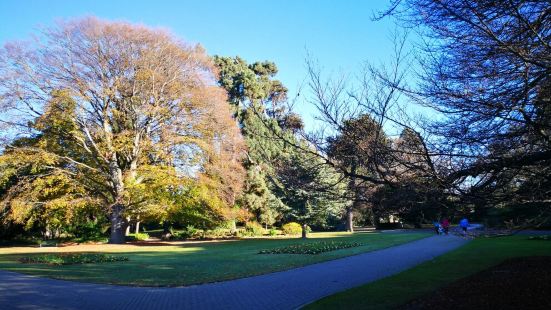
[19,253,129,265]
[268,228,279,236]
[282,222,303,235]
[202,228,233,239]
[214,55,348,231]
[243,221,264,237]
[258,241,363,255]
[126,233,149,241]
[171,226,203,240]
[66,220,109,242]
[275,146,349,229]
[214,56,296,228]
[171,226,233,240]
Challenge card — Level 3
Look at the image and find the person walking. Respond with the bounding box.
[459,217,469,235]
[433,221,441,235]
[441,218,450,235]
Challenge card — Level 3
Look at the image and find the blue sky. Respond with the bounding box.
[0,0,403,129]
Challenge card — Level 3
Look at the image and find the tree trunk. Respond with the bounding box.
[109,203,127,244]
[346,208,354,232]
[347,162,357,233]
[302,224,308,239]
[125,216,131,236]
[230,219,237,234]
[135,221,140,234]
[107,151,126,244]
[161,221,172,240]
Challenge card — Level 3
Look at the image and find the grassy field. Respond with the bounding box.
[0,231,428,286]
[305,235,551,310]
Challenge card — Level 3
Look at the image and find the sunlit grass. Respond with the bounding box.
[0,231,428,286]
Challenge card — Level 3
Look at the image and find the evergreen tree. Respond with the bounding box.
[214,56,345,229]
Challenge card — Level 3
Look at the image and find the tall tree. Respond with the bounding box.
[327,114,391,231]
[376,0,551,222]
[214,56,293,226]
[274,144,348,237]
[0,17,244,243]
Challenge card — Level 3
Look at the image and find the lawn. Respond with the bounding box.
[305,235,551,310]
[0,231,428,286]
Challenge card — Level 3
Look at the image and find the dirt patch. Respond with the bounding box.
[401,256,551,310]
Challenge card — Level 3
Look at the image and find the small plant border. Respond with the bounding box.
[258,241,364,255]
[18,253,129,265]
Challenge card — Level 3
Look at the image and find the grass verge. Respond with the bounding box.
[304,235,551,310]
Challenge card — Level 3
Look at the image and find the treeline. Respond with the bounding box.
[1,0,550,243]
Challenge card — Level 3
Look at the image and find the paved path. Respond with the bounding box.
[0,235,468,310]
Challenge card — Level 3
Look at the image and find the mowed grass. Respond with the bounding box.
[0,231,428,286]
[305,235,551,310]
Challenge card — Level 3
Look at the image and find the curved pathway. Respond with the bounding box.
[0,235,468,310]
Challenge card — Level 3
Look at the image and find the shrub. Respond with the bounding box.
[172,226,204,240]
[259,241,363,255]
[67,221,108,242]
[19,253,129,265]
[126,233,149,241]
[203,228,232,239]
[282,222,303,235]
[39,240,58,247]
[268,228,278,236]
[244,221,264,237]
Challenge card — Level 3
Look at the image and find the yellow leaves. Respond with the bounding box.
[34,89,78,132]
[134,68,154,82]
[1,159,102,229]
[111,130,135,153]
[0,149,59,176]
[1,17,246,232]
[8,199,33,225]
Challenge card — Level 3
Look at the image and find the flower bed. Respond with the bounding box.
[259,241,363,255]
[19,253,129,265]
[528,235,551,241]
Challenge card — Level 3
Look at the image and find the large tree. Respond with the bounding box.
[0,17,244,243]
[376,0,551,223]
[214,56,295,226]
[326,114,391,231]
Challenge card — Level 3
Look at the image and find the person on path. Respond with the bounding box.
[433,221,441,235]
[459,218,469,235]
[441,218,450,235]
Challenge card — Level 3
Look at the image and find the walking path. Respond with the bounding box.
[0,235,468,310]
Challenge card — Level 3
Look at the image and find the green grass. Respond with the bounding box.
[305,235,551,310]
[0,231,428,286]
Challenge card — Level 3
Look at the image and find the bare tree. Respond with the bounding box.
[371,1,551,219]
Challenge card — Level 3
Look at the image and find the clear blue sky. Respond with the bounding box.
[0,0,402,129]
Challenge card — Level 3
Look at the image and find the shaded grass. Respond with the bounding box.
[0,231,428,286]
[305,236,551,310]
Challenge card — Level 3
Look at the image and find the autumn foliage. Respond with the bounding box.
[0,17,244,243]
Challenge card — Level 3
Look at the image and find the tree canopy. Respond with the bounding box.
[0,17,244,243]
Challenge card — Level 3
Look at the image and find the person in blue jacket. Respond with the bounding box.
[433,221,441,235]
[459,218,469,234]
